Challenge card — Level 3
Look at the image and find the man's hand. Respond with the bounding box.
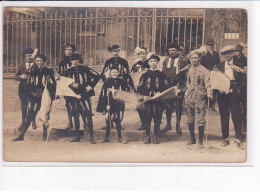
[143,96,151,102]
[54,74,60,80]
[106,105,110,110]
[20,74,27,80]
[72,83,79,88]
[85,86,92,92]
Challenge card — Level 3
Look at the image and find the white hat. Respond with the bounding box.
[221,45,234,54]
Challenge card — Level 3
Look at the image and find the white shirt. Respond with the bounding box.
[225,59,235,81]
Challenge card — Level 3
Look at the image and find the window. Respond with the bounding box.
[224,22,239,40]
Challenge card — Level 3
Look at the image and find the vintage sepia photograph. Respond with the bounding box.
[2,6,248,163]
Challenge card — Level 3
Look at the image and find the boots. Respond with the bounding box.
[13,121,31,141]
[43,124,48,141]
[71,130,80,142]
[186,123,196,145]
[198,126,205,148]
[176,123,182,135]
[102,135,109,143]
[161,116,172,133]
[144,135,151,144]
[90,136,96,144]
[32,120,37,129]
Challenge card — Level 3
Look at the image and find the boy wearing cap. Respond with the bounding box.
[185,50,212,148]
[97,65,131,143]
[137,54,169,144]
[161,42,190,135]
[13,54,56,141]
[15,48,37,131]
[63,53,99,143]
[215,45,246,150]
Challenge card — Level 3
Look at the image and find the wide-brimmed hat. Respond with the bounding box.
[205,39,215,45]
[220,45,234,55]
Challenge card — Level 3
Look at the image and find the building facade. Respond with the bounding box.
[3,8,247,75]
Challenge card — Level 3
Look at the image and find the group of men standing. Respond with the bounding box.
[13,39,247,150]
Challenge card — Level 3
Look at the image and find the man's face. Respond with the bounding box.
[223,51,234,61]
[35,57,44,68]
[168,48,179,58]
[25,54,32,63]
[234,51,241,57]
[206,44,214,51]
[64,47,74,57]
[148,59,158,70]
[71,59,80,67]
[190,54,201,66]
[111,69,119,78]
[111,49,120,58]
[138,50,147,61]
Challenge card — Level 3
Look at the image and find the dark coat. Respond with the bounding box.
[200,50,220,71]
[215,60,246,93]
[15,62,34,97]
[27,64,56,100]
[101,57,130,82]
[162,56,190,92]
[233,54,247,67]
[131,60,150,73]
[63,65,100,98]
[96,77,130,113]
[58,56,72,76]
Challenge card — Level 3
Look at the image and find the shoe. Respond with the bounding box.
[32,121,37,129]
[198,140,204,148]
[66,123,73,130]
[176,124,183,135]
[118,137,122,143]
[12,136,24,141]
[186,138,196,145]
[90,137,96,144]
[71,136,80,142]
[221,139,230,147]
[161,125,172,133]
[17,123,23,131]
[153,137,159,144]
[137,126,145,131]
[144,137,151,144]
[102,137,109,143]
[237,140,246,150]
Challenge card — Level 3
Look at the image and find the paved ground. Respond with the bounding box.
[3,103,247,163]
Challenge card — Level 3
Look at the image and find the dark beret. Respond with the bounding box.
[108,45,120,52]
[167,42,180,50]
[63,43,76,52]
[35,54,47,62]
[69,53,82,61]
[22,48,34,56]
[147,54,160,62]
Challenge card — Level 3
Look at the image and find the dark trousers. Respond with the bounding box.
[67,97,94,137]
[19,96,41,137]
[240,87,247,132]
[165,93,184,126]
[218,92,243,141]
[105,109,122,138]
[137,108,145,128]
[144,113,162,138]
[19,94,29,124]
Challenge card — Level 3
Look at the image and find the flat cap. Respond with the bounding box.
[147,54,160,62]
[35,54,47,62]
[220,45,234,54]
[22,48,34,56]
[108,45,120,52]
[63,43,76,52]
